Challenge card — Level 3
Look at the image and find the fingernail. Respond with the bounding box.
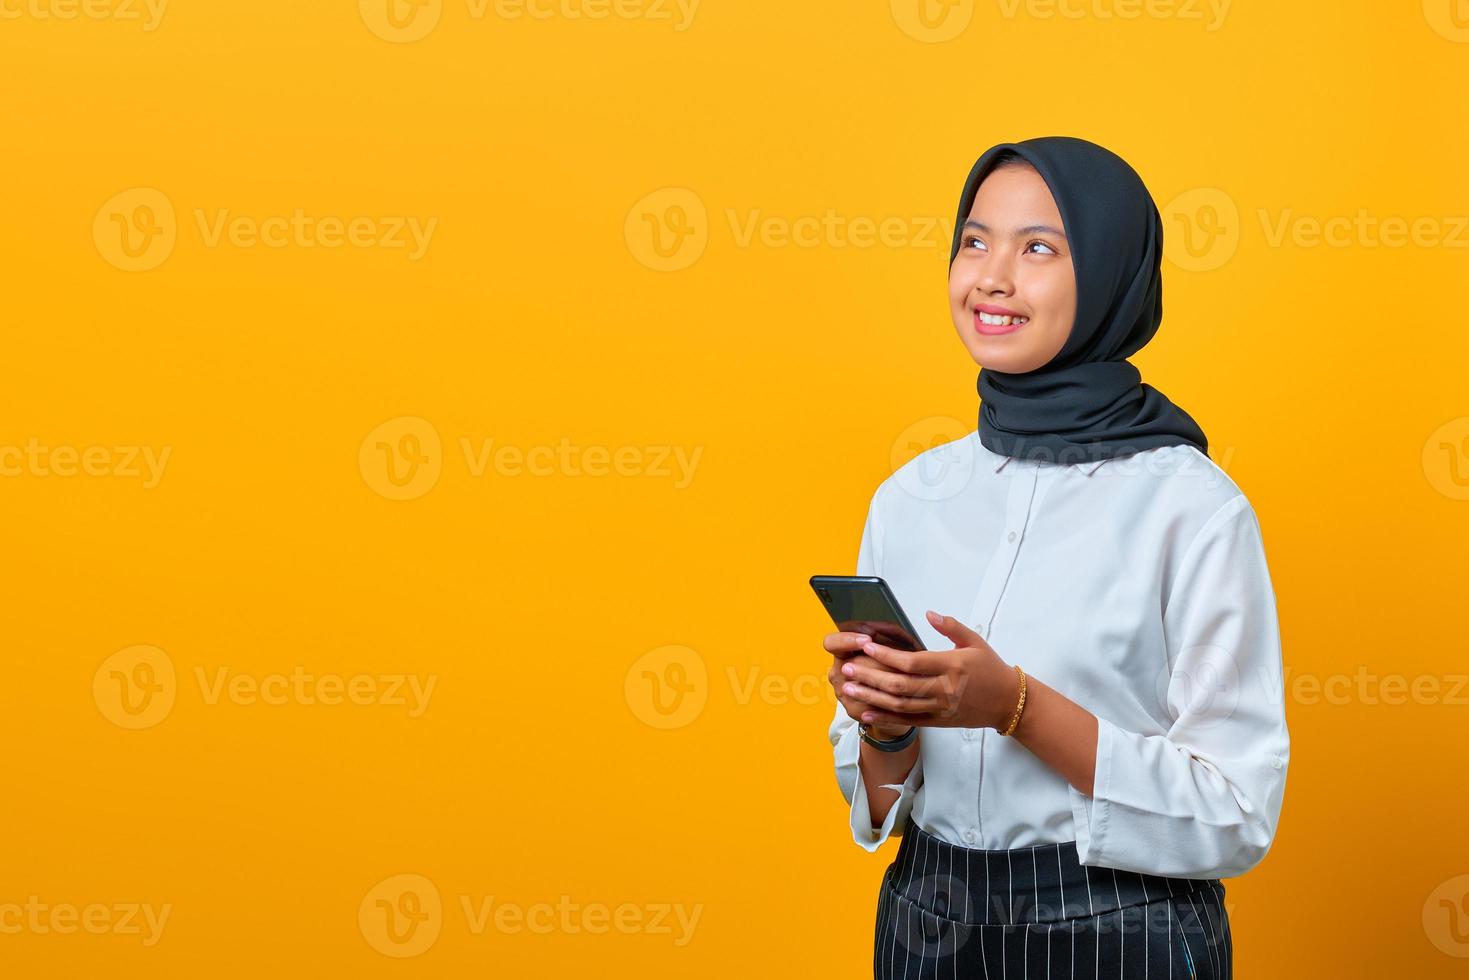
[843,683,857,695]
[841,663,855,676]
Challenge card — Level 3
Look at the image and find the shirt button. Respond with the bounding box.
[1007,530,1017,543]
[963,830,977,844]
[1270,755,1283,770]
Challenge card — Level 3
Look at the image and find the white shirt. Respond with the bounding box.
[828,430,1290,880]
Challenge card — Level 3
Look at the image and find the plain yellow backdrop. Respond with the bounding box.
[3,0,1468,976]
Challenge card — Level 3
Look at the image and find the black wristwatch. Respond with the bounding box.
[859,722,918,752]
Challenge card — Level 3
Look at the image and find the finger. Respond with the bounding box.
[861,641,946,675]
[824,631,875,655]
[842,661,948,697]
[925,610,988,650]
[867,620,923,651]
[841,680,939,714]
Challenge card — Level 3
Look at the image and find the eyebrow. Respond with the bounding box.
[963,220,1068,240]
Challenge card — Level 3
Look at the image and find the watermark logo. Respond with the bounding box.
[0,440,171,487]
[1161,187,1238,272]
[94,188,177,272]
[1275,665,1469,708]
[1423,874,1469,957]
[625,645,707,729]
[359,874,702,953]
[94,189,437,271]
[93,646,176,730]
[361,0,699,40]
[625,188,707,272]
[0,898,171,945]
[95,648,438,728]
[0,0,168,30]
[890,0,974,42]
[626,188,954,268]
[993,0,1231,30]
[1424,416,1469,500]
[892,871,975,960]
[1423,0,1469,42]
[360,416,443,501]
[360,0,443,41]
[1152,642,1242,731]
[360,418,703,499]
[890,416,976,503]
[360,874,442,957]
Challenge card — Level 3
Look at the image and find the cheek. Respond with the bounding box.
[948,273,970,308]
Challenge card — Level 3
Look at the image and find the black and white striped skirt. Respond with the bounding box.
[874,822,1232,979]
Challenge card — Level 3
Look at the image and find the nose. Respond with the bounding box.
[974,243,1018,294]
[978,256,1015,296]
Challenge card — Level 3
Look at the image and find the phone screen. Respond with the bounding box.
[809,575,923,652]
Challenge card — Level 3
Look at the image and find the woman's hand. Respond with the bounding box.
[824,630,913,739]
[838,610,1020,731]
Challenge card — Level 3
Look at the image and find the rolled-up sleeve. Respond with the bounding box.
[829,485,923,851]
[1066,494,1290,879]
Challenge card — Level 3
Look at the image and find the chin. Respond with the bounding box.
[962,341,1031,373]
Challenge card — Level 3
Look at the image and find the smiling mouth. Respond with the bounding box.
[974,310,1029,335]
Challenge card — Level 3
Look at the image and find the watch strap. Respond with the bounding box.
[859,723,918,752]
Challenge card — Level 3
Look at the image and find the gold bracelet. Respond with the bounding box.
[1000,664,1027,736]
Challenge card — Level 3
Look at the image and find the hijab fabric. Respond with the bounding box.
[950,136,1209,464]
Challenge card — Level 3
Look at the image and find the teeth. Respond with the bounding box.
[979,312,1028,326]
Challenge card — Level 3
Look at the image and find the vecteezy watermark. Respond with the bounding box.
[1275,666,1469,707]
[1161,187,1240,272]
[892,871,1235,963]
[1257,208,1469,250]
[1423,874,1469,958]
[0,440,171,488]
[358,0,699,43]
[358,416,704,501]
[93,646,438,729]
[1161,187,1469,272]
[889,0,1230,43]
[623,187,953,272]
[886,415,1237,504]
[93,188,437,272]
[992,0,1231,29]
[1423,0,1469,43]
[625,644,864,730]
[0,0,168,30]
[0,897,171,946]
[358,874,702,957]
[1424,416,1469,500]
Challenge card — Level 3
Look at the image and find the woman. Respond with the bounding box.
[824,137,1289,979]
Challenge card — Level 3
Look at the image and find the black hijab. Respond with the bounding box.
[949,136,1208,464]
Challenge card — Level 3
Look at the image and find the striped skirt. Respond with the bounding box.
[874,822,1232,979]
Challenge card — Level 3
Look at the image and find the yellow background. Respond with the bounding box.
[3,0,1468,976]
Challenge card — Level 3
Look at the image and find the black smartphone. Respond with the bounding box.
[809,575,924,652]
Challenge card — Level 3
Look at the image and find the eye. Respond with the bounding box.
[1026,240,1059,255]
[960,235,987,251]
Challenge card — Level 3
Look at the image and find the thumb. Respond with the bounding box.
[926,609,986,649]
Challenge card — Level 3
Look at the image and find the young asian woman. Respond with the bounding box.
[823,136,1288,979]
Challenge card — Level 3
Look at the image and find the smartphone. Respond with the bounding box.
[809,575,924,652]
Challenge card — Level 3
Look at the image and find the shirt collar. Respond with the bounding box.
[991,451,1111,478]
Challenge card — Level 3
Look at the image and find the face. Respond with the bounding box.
[949,163,1077,374]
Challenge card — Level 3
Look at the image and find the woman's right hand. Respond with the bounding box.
[824,629,915,740]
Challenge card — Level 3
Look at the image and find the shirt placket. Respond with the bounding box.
[958,458,1042,848]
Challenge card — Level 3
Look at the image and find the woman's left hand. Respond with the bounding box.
[839,610,1020,731]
